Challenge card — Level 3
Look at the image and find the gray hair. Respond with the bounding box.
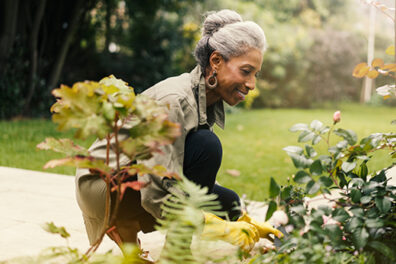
[194,9,267,74]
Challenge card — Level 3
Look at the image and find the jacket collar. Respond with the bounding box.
[191,66,225,129]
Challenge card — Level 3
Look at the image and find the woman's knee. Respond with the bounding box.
[185,129,222,165]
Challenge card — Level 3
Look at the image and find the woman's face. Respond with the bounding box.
[212,48,263,106]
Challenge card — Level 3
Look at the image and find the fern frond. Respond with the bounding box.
[157,176,225,264]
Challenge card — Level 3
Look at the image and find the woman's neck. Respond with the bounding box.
[206,89,221,106]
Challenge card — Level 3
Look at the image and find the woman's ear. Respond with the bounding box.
[209,51,223,71]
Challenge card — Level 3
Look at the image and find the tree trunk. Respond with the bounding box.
[23,0,47,116]
[47,0,84,92]
[0,0,19,73]
[104,0,113,53]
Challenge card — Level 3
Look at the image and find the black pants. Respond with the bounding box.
[183,128,241,220]
[112,129,241,236]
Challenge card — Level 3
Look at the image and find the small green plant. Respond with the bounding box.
[263,111,396,263]
[36,75,181,260]
[157,177,225,264]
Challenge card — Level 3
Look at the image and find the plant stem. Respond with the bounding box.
[326,124,335,146]
[106,134,110,166]
[114,113,120,171]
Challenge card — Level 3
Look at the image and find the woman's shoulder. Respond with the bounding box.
[142,69,197,104]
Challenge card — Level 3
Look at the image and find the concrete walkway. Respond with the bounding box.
[1,166,395,262]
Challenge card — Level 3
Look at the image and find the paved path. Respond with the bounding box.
[1,166,395,262]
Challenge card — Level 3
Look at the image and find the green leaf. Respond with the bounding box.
[283,146,304,155]
[375,197,391,213]
[290,123,309,132]
[332,208,349,223]
[306,180,320,195]
[43,222,70,239]
[336,140,349,149]
[99,74,132,93]
[324,224,342,244]
[317,205,331,215]
[310,159,323,176]
[350,189,362,203]
[37,137,89,156]
[345,216,363,232]
[360,196,371,204]
[367,241,395,260]
[312,134,322,145]
[265,200,277,221]
[371,170,386,182]
[350,208,364,217]
[281,186,292,200]
[365,218,384,228]
[289,153,313,169]
[362,181,379,193]
[305,145,317,158]
[358,162,368,180]
[290,204,306,214]
[352,227,369,249]
[350,178,364,188]
[341,161,356,173]
[269,177,280,198]
[294,170,311,184]
[310,120,323,131]
[319,126,330,134]
[51,82,116,139]
[318,176,333,187]
[334,128,358,145]
[298,130,315,143]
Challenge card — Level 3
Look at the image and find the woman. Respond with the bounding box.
[76,9,282,253]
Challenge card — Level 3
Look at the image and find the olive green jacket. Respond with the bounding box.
[75,66,225,243]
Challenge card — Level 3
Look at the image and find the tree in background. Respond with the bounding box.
[1,0,392,119]
[0,0,208,119]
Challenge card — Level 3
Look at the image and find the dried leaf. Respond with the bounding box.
[37,137,89,156]
[226,169,241,177]
[352,63,370,78]
[371,58,384,68]
[127,163,181,180]
[386,45,395,56]
[43,156,111,173]
[381,63,396,72]
[366,70,379,79]
[111,181,148,200]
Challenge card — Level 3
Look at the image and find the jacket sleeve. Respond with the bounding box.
[138,94,194,219]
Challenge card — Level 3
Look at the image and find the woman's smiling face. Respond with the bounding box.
[209,48,263,106]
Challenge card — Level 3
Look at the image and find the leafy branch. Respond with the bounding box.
[37,75,181,260]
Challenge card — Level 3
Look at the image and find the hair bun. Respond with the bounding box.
[202,9,243,36]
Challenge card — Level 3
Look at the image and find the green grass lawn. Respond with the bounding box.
[0,104,395,201]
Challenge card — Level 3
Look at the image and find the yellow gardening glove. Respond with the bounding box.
[201,212,260,252]
[238,212,283,240]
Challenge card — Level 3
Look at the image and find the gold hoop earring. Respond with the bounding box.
[206,70,217,89]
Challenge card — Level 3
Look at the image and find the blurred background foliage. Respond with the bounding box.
[1,0,395,119]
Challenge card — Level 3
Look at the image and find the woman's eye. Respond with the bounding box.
[241,69,251,75]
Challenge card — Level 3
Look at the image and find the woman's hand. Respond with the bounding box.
[201,212,260,252]
[238,212,284,239]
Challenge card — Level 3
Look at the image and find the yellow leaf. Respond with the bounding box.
[386,45,395,56]
[371,58,384,68]
[382,63,396,72]
[367,70,379,79]
[383,95,391,99]
[352,63,370,78]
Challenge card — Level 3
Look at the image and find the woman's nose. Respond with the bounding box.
[245,77,255,90]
